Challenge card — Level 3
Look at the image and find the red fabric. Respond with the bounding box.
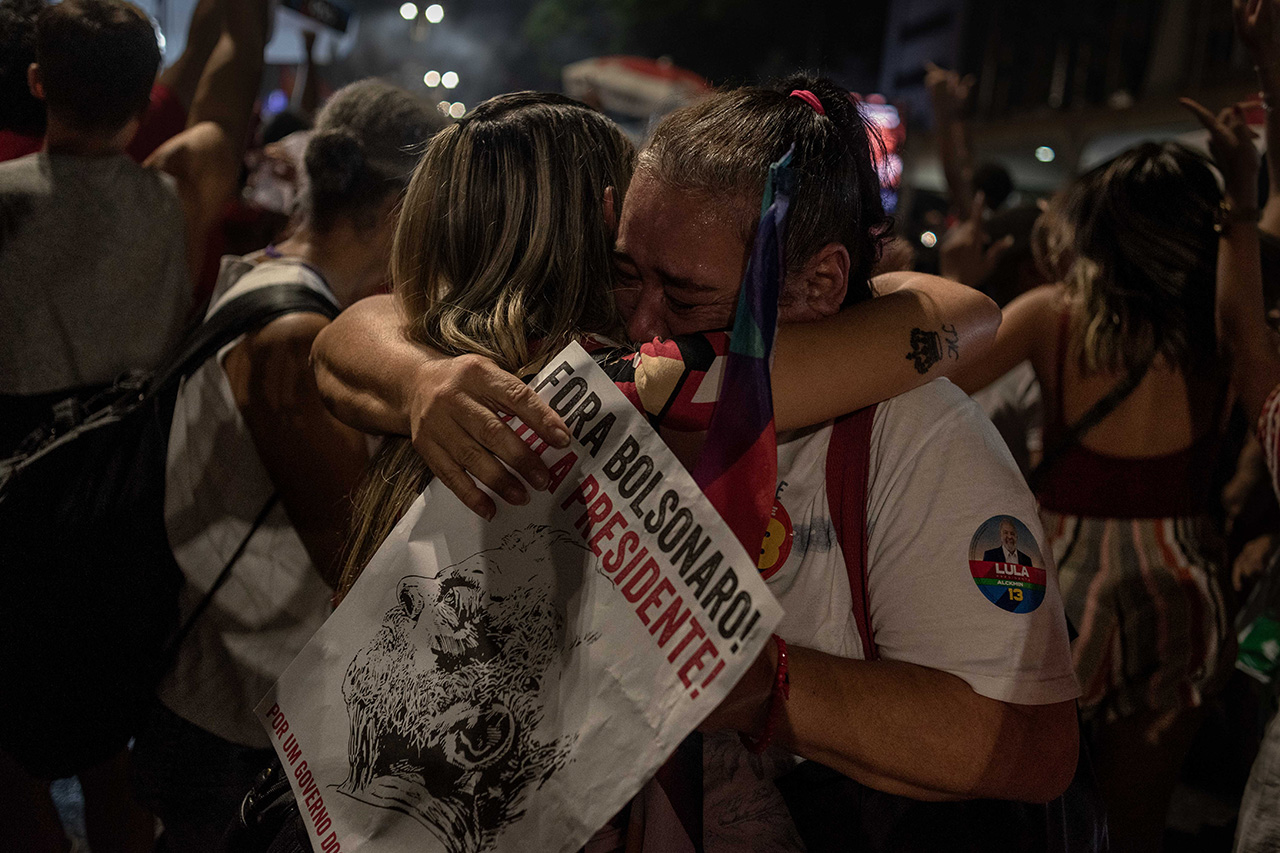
[0,130,42,162]
[698,424,777,556]
[825,408,878,659]
[126,82,188,163]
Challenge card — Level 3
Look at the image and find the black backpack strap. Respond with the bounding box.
[149,283,340,398]
[160,493,280,669]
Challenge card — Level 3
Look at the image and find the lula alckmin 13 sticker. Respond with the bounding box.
[968,515,1046,614]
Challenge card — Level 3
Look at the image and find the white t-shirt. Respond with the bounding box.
[705,379,1079,852]
[161,257,337,748]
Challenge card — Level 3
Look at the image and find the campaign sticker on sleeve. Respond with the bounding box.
[968,515,1046,614]
[757,499,793,581]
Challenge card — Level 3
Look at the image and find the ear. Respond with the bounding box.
[783,242,850,320]
[397,577,427,622]
[27,63,45,101]
[603,186,618,237]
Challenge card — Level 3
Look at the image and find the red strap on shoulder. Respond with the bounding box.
[825,407,878,660]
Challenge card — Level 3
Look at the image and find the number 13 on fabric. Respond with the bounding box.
[256,342,784,853]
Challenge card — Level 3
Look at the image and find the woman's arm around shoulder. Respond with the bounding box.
[771,271,1001,428]
[946,282,1066,395]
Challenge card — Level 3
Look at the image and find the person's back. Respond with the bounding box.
[1028,289,1226,518]
[0,0,190,454]
[956,141,1230,853]
[0,151,189,395]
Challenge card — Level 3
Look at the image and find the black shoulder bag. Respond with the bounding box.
[0,283,338,779]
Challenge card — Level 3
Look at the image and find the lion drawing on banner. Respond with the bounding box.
[339,525,591,853]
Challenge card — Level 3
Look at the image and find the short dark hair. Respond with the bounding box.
[35,0,158,134]
[0,0,47,136]
[639,74,891,307]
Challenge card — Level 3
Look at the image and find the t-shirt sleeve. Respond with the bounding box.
[863,381,1080,705]
[1258,381,1280,504]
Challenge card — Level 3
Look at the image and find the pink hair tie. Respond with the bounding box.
[789,89,825,115]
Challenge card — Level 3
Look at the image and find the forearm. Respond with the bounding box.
[186,0,268,151]
[1262,65,1280,236]
[772,273,1000,429]
[937,118,976,218]
[158,0,225,112]
[1217,220,1280,423]
[776,650,1078,803]
[311,294,428,435]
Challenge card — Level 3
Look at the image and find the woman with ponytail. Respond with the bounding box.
[950,142,1232,851]
[322,78,1083,852]
[131,79,446,852]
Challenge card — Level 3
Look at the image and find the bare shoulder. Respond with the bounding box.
[227,312,332,414]
[1007,282,1068,317]
[241,312,331,361]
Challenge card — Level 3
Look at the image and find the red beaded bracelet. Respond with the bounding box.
[740,634,790,754]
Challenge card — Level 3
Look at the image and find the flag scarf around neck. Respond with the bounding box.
[690,149,793,557]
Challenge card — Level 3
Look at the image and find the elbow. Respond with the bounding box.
[309,323,351,421]
[1025,727,1078,803]
[975,699,1079,804]
[1013,702,1079,804]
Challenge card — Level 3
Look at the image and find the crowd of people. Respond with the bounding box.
[6,0,1280,850]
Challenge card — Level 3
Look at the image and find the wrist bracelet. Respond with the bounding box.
[740,634,790,755]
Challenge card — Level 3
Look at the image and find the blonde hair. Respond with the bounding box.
[1046,142,1219,374]
[337,93,636,600]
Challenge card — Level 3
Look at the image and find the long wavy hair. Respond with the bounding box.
[1049,142,1220,374]
[338,93,635,598]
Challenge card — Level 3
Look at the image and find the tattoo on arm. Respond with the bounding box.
[906,325,961,374]
[942,323,960,360]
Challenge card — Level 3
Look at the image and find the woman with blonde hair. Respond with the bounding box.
[331,85,1002,585]
[952,142,1232,851]
[320,82,1088,850]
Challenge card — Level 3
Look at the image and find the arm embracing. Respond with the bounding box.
[772,272,1000,429]
[311,294,572,519]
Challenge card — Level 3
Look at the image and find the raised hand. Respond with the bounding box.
[938,192,1014,286]
[924,63,975,122]
[1235,0,1280,71]
[1180,97,1261,206]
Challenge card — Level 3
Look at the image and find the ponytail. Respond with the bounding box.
[640,74,892,304]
